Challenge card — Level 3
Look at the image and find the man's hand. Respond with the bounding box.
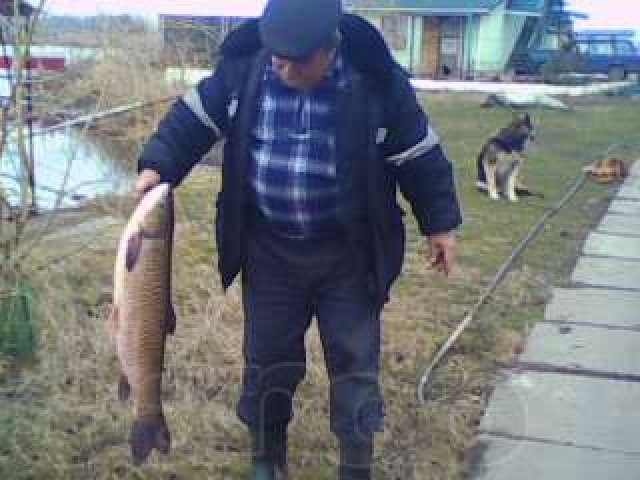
[135,169,162,201]
[428,232,456,277]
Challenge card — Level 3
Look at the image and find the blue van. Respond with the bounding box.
[513,30,640,80]
[573,31,640,80]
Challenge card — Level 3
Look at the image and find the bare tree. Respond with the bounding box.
[0,1,45,273]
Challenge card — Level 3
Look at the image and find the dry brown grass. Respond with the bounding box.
[33,27,175,153]
[0,171,566,479]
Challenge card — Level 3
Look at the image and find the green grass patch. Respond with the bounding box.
[0,282,36,359]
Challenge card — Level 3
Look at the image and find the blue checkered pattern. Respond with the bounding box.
[249,53,346,238]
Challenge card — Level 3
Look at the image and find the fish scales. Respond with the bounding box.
[107,183,175,465]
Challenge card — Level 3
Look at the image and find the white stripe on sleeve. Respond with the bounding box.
[182,87,222,137]
[386,125,440,166]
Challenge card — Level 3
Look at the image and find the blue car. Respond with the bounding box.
[513,34,640,81]
[574,38,640,80]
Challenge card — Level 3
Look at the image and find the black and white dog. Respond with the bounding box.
[476,113,538,202]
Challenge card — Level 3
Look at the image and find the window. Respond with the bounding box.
[381,15,408,50]
[615,41,634,54]
[539,33,561,50]
[588,42,614,55]
[576,41,589,54]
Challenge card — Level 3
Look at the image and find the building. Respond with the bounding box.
[345,0,576,78]
[0,1,66,74]
[0,0,34,42]
[156,0,579,78]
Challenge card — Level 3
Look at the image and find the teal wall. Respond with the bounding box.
[356,7,530,76]
[409,16,423,73]
[464,15,480,76]
[475,4,527,72]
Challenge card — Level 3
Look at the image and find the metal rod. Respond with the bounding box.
[417,172,589,403]
[35,96,176,136]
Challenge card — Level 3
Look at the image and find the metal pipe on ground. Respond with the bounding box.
[417,172,589,403]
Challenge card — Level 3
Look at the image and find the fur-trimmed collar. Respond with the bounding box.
[220,13,402,87]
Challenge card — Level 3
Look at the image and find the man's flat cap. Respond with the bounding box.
[259,0,342,60]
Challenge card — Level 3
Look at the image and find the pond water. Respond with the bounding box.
[1,128,133,211]
[0,45,141,211]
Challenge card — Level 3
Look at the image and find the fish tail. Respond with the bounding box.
[130,415,171,465]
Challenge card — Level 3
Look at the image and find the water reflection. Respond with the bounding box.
[1,128,133,210]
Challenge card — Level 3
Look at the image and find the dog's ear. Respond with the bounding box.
[612,158,629,178]
[517,112,530,123]
[511,111,530,124]
[620,160,629,178]
[509,110,523,125]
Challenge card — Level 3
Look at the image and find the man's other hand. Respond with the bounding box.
[428,232,456,277]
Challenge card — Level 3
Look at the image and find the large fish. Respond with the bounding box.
[106,183,176,465]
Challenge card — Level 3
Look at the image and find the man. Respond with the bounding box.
[135,0,462,478]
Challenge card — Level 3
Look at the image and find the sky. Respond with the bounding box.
[33,0,268,18]
[568,0,640,32]
[30,0,640,36]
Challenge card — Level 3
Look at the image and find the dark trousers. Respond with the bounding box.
[237,223,384,446]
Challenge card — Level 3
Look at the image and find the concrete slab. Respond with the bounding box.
[572,256,640,290]
[471,435,640,480]
[597,213,640,236]
[583,232,640,259]
[520,323,640,376]
[545,288,640,328]
[608,199,640,215]
[479,371,640,453]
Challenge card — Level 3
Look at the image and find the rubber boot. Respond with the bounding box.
[339,441,373,480]
[251,426,288,480]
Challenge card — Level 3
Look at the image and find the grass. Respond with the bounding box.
[0,282,36,359]
[1,93,639,479]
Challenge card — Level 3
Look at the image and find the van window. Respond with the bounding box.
[615,42,634,54]
[588,42,614,55]
[539,33,561,49]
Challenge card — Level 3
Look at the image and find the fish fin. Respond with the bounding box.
[105,305,119,342]
[125,232,143,272]
[130,415,171,465]
[118,373,131,402]
[166,304,176,335]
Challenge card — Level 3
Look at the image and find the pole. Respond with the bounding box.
[418,173,589,403]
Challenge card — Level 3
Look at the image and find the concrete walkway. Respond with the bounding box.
[471,161,640,479]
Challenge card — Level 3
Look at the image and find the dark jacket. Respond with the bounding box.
[138,14,462,304]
